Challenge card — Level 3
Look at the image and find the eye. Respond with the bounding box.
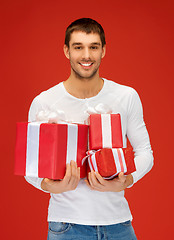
[74,46,82,50]
[90,46,98,50]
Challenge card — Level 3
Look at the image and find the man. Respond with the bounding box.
[25,18,153,240]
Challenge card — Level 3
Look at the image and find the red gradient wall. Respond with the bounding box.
[1,0,174,239]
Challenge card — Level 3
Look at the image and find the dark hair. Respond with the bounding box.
[65,18,106,47]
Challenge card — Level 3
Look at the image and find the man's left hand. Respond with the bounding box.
[85,171,133,192]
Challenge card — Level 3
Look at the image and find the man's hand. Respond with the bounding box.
[41,160,80,194]
[85,170,133,192]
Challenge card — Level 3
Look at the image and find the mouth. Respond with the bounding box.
[79,62,93,69]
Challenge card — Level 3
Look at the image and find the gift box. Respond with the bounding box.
[89,114,123,150]
[86,148,136,179]
[14,122,88,179]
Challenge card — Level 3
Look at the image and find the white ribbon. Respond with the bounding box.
[112,148,127,174]
[66,124,78,164]
[101,114,112,148]
[26,122,78,177]
[26,122,41,177]
[86,103,112,115]
[84,103,113,125]
[36,109,67,124]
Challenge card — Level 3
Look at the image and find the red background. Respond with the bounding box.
[1,0,174,239]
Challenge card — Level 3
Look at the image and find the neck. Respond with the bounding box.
[63,73,104,99]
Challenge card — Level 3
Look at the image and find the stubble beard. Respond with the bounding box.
[71,65,99,80]
[69,56,102,81]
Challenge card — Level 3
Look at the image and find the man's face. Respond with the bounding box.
[64,31,106,80]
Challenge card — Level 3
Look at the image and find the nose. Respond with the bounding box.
[82,47,90,60]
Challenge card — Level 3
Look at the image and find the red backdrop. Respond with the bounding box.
[1,0,174,239]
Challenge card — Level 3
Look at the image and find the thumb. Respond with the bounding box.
[118,172,126,182]
[44,178,53,184]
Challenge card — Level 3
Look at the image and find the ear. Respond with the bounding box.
[63,44,70,59]
[101,45,106,58]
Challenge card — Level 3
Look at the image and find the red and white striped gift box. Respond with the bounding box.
[14,122,88,179]
[89,114,123,150]
[86,148,136,179]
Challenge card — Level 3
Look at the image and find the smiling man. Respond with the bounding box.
[63,29,106,99]
[25,18,153,240]
[64,31,105,80]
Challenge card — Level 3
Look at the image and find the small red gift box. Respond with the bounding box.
[86,148,136,179]
[89,114,123,150]
[15,122,88,179]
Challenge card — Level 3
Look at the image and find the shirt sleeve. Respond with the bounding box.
[126,89,154,186]
[24,97,49,193]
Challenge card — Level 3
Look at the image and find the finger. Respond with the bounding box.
[77,167,80,179]
[94,172,105,185]
[84,179,94,190]
[68,161,79,188]
[89,171,103,190]
[88,172,103,192]
[44,178,55,184]
[44,178,50,183]
[88,172,93,186]
[72,167,80,188]
[63,163,71,184]
[118,172,126,183]
[71,160,77,175]
[88,172,96,189]
[68,160,76,184]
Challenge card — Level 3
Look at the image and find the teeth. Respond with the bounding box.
[81,63,92,66]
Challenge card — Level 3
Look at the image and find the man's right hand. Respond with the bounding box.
[41,160,80,194]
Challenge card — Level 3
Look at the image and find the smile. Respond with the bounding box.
[79,62,93,69]
[80,63,93,66]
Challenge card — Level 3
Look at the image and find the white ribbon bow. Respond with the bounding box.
[36,109,67,124]
[86,103,112,115]
[84,103,112,125]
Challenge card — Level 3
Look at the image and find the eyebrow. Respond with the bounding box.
[72,42,101,46]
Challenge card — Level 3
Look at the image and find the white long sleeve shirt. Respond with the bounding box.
[25,78,153,225]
